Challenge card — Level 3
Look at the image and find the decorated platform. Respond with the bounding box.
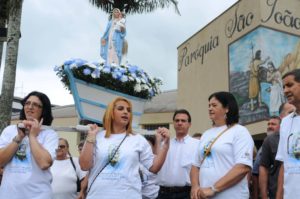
[54,59,162,127]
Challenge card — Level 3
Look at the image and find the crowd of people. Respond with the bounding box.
[0,68,299,199]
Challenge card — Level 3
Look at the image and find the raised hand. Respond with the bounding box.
[22,118,43,137]
[156,127,170,146]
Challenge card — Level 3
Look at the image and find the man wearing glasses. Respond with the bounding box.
[157,109,199,199]
[276,69,300,199]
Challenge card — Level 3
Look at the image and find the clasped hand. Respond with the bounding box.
[191,187,215,199]
[18,118,43,138]
[156,127,170,146]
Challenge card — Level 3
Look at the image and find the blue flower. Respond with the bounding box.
[149,89,155,97]
[120,75,128,82]
[70,63,78,69]
[56,58,162,99]
[130,73,137,78]
[102,66,111,73]
[74,58,87,67]
[91,68,101,78]
[64,59,74,66]
[112,70,122,79]
[83,68,92,75]
[128,65,138,74]
[54,65,61,72]
[119,67,126,74]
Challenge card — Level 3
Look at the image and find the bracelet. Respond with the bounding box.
[85,135,96,144]
[12,136,22,145]
[210,185,219,195]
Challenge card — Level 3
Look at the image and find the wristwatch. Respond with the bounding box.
[12,136,22,145]
[210,185,219,195]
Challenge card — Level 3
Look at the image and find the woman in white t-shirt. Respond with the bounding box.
[190,91,254,199]
[79,97,170,199]
[51,138,86,199]
[0,91,58,199]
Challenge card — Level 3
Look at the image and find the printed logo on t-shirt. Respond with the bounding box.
[100,144,123,181]
[203,139,214,157]
[201,138,215,168]
[108,144,120,166]
[241,151,252,161]
[15,142,27,161]
[10,137,32,174]
[286,132,300,174]
[288,132,300,161]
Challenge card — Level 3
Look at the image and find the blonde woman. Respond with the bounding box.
[79,97,170,199]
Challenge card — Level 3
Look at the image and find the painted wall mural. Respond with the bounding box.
[229,26,300,124]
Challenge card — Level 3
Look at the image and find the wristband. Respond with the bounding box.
[86,135,96,144]
[12,136,22,145]
[210,185,219,195]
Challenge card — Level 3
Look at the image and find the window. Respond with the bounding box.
[142,124,169,130]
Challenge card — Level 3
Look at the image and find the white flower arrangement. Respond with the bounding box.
[54,58,163,99]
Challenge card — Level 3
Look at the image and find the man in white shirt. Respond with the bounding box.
[276,69,300,199]
[157,109,199,199]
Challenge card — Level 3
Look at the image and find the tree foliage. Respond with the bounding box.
[88,0,180,15]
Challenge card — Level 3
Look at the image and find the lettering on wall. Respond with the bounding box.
[178,36,219,71]
[262,0,300,29]
[225,4,254,38]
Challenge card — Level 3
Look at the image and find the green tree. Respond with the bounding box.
[88,0,180,15]
[0,0,23,134]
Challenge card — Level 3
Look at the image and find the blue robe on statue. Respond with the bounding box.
[100,20,126,65]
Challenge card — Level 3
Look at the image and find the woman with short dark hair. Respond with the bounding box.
[190,91,254,199]
[51,138,86,199]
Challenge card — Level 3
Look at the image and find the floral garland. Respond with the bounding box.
[54,58,162,99]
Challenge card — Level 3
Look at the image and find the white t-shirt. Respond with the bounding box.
[193,124,253,199]
[158,135,199,186]
[86,131,154,199]
[140,164,159,199]
[51,157,87,199]
[0,125,58,199]
[276,113,300,199]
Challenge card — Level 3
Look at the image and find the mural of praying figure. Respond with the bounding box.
[266,61,285,115]
[101,8,126,65]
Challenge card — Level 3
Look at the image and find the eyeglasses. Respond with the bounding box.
[174,119,188,123]
[58,145,66,149]
[24,101,43,109]
[115,105,131,113]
